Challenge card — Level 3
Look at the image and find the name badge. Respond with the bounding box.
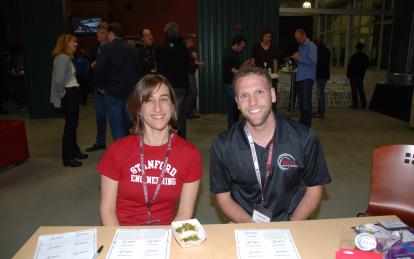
[252,205,272,223]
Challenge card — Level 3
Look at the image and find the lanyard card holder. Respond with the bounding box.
[252,204,272,223]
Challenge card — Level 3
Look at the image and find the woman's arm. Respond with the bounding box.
[100,175,120,226]
[173,180,200,221]
[53,54,70,96]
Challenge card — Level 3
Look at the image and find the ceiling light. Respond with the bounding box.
[302,1,312,8]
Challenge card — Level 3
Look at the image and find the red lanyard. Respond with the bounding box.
[139,133,173,224]
[244,127,275,205]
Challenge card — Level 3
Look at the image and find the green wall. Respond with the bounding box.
[18,0,66,118]
[198,0,279,114]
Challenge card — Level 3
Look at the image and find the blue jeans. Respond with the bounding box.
[94,92,107,146]
[224,84,239,129]
[316,79,327,117]
[174,88,187,138]
[295,79,313,127]
[104,94,130,140]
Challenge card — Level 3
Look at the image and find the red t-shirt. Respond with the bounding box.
[97,133,203,226]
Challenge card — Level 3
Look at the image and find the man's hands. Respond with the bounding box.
[291,52,300,61]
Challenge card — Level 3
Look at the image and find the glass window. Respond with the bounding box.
[279,0,393,69]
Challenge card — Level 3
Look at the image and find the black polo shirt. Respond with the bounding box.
[210,115,331,221]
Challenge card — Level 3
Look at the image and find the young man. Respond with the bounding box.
[86,22,109,152]
[315,36,331,118]
[140,28,156,75]
[347,43,369,109]
[291,28,317,127]
[94,22,143,140]
[156,22,189,138]
[223,36,246,129]
[210,65,331,223]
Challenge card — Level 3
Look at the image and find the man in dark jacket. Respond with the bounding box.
[94,22,143,140]
[315,37,331,118]
[223,35,246,129]
[86,22,109,151]
[156,22,189,138]
[347,43,369,109]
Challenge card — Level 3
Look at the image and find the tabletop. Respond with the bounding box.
[13,215,397,259]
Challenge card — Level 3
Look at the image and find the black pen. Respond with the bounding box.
[91,245,103,259]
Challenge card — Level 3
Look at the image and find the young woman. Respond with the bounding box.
[98,74,203,225]
[50,34,88,167]
[251,29,278,112]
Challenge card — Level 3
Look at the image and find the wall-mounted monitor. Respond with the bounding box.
[71,16,102,34]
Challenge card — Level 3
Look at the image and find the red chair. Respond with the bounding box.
[359,145,414,227]
[0,120,29,169]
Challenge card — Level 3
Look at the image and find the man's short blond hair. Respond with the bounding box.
[233,64,272,91]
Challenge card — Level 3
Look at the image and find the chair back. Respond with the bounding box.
[366,144,414,226]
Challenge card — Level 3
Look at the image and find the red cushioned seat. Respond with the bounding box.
[0,120,30,169]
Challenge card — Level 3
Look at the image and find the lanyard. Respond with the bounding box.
[139,132,173,224]
[244,127,274,205]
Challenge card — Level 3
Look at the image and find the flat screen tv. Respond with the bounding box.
[72,16,102,34]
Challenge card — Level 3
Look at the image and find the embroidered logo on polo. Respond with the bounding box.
[277,153,298,171]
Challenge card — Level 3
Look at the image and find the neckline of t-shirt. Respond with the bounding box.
[138,135,173,150]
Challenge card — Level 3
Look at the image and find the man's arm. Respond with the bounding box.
[363,55,370,71]
[272,58,278,73]
[216,192,255,223]
[94,46,110,86]
[223,49,239,75]
[292,44,317,65]
[290,185,323,221]
[89,45,97,69]
[210,138,253,223]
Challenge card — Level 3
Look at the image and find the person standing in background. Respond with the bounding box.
[140,28,157,75]
[184,34,201,119]
[50,34,88,167]
[315,37,331,118]
[94,22,143,140]
[223,36,246,129]
[75,48,90,106]
[347,43,369,109]
[86,22,109,152]
[156,22,189,138]
[251,29,278,112]
[291,28,317,127]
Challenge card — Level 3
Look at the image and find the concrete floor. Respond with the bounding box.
[1,101,413,258]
